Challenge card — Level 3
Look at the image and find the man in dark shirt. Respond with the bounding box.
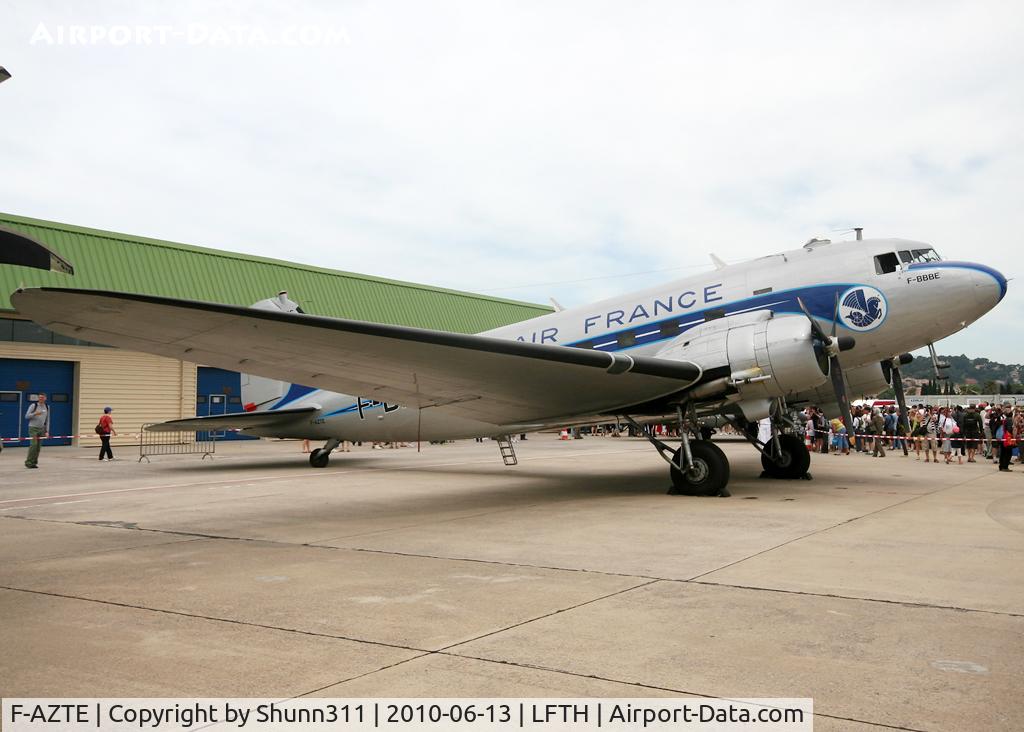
[962,405,983,463]
[989,407,1004,465]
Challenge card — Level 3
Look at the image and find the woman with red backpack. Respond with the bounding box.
[97,406,117,461]
[997,404,1016,472]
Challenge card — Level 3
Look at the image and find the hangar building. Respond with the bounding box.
[0,212,551,449]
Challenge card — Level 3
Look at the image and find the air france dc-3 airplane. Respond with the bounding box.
[5,232,1007,496]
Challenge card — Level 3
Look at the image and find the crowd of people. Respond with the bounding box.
[804,401,1023,471]
[14,390,1023,473]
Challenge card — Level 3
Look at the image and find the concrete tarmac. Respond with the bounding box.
[1,436,1022,730]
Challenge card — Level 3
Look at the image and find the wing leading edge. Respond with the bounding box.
[12,288,702,425]
[145,406,320,432]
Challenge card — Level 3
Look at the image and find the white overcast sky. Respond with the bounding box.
[2,1,1022,362]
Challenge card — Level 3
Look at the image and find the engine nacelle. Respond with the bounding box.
[655,311,830,402]
[844,361,892,398]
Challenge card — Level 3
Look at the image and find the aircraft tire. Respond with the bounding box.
[669,441,730,496]
[760,434,810,478]
[309,448,330,468]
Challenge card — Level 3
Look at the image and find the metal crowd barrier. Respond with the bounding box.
[912,395,1024,408]
[139,423,215,463]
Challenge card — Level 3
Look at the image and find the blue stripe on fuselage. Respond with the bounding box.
[271,383,319,410]
[320,400,389,420]
[908,261,1007,302]
[565,283,858,353]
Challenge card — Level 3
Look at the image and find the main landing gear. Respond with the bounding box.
[625,407,731,497]
[727,408,812,481]
[669,440,731,496]
[759,433,811,479]
[625,399,812,497]
[309,437,342,468]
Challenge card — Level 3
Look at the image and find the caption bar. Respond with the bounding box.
[4,699,812,731]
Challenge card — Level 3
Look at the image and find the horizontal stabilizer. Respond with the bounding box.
[145,406,319,432]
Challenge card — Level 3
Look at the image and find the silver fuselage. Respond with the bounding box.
[241,238,1006,441]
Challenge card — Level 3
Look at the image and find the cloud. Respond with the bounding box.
[1,0,1022,359]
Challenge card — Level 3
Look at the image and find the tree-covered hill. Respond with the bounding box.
[902,353,1022,392]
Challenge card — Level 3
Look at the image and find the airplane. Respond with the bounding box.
[5,232,1008,497]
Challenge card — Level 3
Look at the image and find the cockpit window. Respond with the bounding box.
[909,248,941,263]
[874,252,900,274]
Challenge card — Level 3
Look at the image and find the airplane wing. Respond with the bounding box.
[145,406,320,433]
[12,288,703,425]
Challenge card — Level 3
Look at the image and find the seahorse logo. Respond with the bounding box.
[838,286,886,331]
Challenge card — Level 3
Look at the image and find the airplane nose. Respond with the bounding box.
[967,263,1007,309]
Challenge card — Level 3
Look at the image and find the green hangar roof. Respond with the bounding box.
[0,212,552,333]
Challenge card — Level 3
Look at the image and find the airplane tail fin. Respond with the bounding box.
[241,292,307,411]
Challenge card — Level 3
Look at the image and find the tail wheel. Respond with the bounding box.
[761,434,810,478]
[669,440,730,496]
[309,448,330,468]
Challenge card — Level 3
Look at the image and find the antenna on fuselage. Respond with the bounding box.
[829,227,865,241]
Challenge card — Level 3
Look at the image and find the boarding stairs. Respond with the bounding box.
[496,436,518,466]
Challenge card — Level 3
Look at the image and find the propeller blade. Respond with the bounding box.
[831,291,840,339]
[890,354,913,435]
[797,295,855,433]
[829,355,856,442]
[795,296,830,343]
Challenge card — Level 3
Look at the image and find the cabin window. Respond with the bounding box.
[704,308,726,320]
[874,252,899,274]
[909,248,941,263]
[617,332,636,348]
[659,321,680,337]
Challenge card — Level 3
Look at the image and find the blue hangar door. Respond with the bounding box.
[196,367,255,441]
[0,358,75,447]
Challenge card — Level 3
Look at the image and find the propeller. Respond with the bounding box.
[797,295,856,436]
[888,353,914,435]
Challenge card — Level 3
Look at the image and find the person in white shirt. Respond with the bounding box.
[938,407,960,464]
[921,406,939,463]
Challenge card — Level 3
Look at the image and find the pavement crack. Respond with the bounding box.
[684,579,1024,618]
[322,545,660,581]
[433,651,926,731]
[0,585,426,654]
[3,514,285,543]
[437,579,661,654]
[4,538,205,565]
[295,653,434,697]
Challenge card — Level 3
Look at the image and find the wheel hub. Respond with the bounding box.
[774,449,792,468]
[687,458,710,483]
